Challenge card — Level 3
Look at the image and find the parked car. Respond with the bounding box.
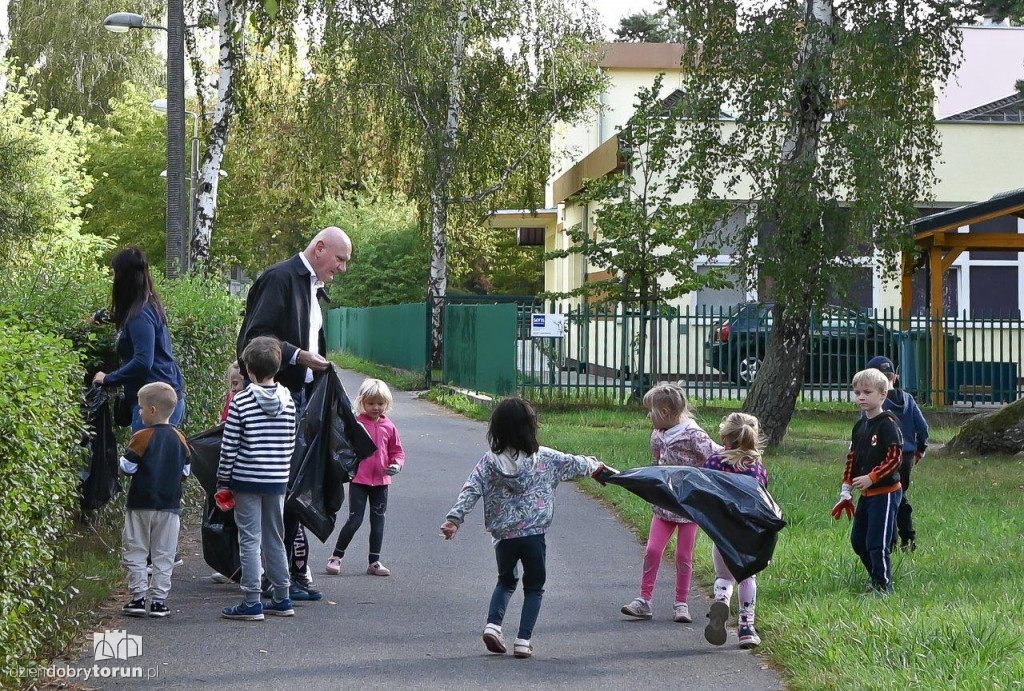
[704,302,898,385]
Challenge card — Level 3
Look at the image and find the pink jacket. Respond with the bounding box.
[649,418,723,523]
[351,414,406,486]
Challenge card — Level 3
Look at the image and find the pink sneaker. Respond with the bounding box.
[325,557,342,575]
[366,561,391,577]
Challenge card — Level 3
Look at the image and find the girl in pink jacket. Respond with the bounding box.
[620,384,722,623]
[325,378,405,577]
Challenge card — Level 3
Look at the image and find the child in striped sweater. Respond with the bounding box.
[217,336,298,621]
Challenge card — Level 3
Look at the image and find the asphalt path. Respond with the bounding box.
[76,369,783,690]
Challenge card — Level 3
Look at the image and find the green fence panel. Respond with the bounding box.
[326,303,427,371]
[444,303,517,395]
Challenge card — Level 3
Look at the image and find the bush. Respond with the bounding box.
[0,320,85,683]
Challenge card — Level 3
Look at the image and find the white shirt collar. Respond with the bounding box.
[298,252,325,289]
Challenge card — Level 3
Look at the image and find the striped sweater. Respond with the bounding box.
[217,383,296,494]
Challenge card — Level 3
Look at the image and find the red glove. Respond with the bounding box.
[831,498,855,520]
[215,488,235,512]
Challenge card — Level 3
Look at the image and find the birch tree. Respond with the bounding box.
[671,0,970,444]
[328,0,605,367]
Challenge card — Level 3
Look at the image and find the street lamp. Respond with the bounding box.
[103,5,187,278]
[152,99,198,273]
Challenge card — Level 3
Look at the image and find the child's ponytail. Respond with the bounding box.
[718,412,764,469]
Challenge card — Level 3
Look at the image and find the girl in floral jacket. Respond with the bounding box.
[440,397,613,660]
[620,384,722,624]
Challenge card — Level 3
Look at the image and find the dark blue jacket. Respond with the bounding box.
[122,424,191,513]
[883,389,929,453]
[103,302,185,407]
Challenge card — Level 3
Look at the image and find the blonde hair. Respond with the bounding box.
[852,368,890,394]
[226,361,241,390]
[355,378,394,415]
[137,382,178,419]
[718,412,764,468]
[642,383,692,418]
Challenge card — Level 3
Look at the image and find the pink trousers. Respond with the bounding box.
[640,516,699,603]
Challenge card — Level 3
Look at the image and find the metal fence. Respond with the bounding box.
[514,301,1024,406]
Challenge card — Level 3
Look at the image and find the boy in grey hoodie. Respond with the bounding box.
[865,356,929,552]
[219,336,297,621]
[440,398,613,659]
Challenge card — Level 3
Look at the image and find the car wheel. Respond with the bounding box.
[736,355,762,385]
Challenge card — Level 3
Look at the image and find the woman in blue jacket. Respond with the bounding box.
[93,248,186,432]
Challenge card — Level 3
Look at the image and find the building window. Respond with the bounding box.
[969,215,1018,261]
[694,266,747,312]
[969,266,1019,318]
[911,268,959,317]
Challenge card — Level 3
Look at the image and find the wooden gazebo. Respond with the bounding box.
[904,189,1024,404]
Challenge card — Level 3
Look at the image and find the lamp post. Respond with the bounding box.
[152,99,198,274]
[103,5,187,278]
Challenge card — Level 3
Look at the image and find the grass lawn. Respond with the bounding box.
[424,388,1024,690]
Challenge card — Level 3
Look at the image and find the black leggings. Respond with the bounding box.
[333,483,388,563]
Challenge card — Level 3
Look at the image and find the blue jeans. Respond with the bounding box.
[488,534,546,640]
[131,396,186,433]
[851,490,903,589]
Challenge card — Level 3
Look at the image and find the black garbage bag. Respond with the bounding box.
[187,424,239,580]
[601,465,785,582]
[201,494,241,582]
[80,386,120,511]
[188,423,224,497]
[286,365,377,542]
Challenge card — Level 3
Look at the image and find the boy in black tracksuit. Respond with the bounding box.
[865,356,928,552]
[832,368,904,595]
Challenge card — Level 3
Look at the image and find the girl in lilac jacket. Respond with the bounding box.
[325,379,405,577]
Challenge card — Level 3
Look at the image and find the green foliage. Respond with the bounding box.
[156,273,244,434]
[547,74,730,305]
[0,319,86,682]
[81,82,168,271]
[0,71,94,253]
[310,188,429,307]
[613,5,685,43]
[7,0,164,123]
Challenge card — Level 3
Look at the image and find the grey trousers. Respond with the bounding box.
[234,492,290,604]
[123,509,180,601]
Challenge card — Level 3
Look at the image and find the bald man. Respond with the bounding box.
[235,226,353,601]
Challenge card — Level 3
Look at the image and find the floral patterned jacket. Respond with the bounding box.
[445,447,601,541]
[650,419,723,523]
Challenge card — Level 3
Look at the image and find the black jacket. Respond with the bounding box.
[237,255,328,393]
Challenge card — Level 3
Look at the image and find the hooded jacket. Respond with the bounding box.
[883,389,929,454]
[218,383,297,494]
[649,419,724,523]
[350,414,405,486]
[445,447,601,541]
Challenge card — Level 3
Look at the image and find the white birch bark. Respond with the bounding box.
[189,0,241,268]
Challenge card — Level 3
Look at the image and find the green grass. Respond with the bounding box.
[328,352,430,391]
[427,391,1024,690]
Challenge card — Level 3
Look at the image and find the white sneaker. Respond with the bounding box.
[210,572,231,584]
[513,638,533,659]
[482,623,506,654]
[672,602,692,623]
[620,597,653,619]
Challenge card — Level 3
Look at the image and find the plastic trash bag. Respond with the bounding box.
[80,385,120,511]
[286,365,377,542]
[187,424,239,580]
[601,465,785,582]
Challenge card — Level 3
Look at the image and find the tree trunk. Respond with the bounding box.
[741,0,833,445]
[944,398,1024,456]
[190,0,241,270]
[426,0,469,370]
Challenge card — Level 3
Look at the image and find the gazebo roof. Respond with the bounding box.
[912,188,1024,247]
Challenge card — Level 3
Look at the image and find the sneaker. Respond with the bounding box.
[704,601,729,646]
[482,623,506,654]
[263,598,295,617]
[122,597,147,617]
[222,601,264,621]
[173,554,184,568]
[289,575,323,601]
[366,561,391,577]
[513,638,533,658]
[621,597,653,619]
[672,602,692,623]
[325,557,342,575]
[210,572,232,584]
[148,601,170,618]
[738,624,761,649]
